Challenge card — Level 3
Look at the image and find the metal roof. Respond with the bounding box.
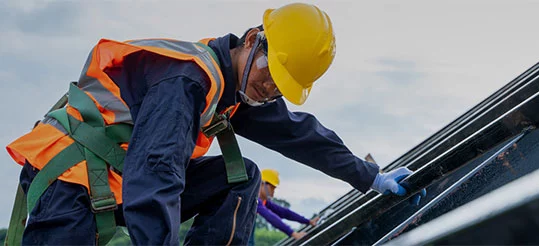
[278,62,539,245]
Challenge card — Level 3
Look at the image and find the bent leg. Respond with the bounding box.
[181,156,261,245]
[20,162,96,245]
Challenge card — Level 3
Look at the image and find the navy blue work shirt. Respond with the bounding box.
[108,34,379,193]
[207,34,380,192]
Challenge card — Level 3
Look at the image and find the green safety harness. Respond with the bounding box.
[5,43,247,246]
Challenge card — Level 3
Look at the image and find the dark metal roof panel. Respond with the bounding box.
[385,168,539,245]
[279,62,539,246]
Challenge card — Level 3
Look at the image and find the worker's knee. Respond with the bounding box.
[23,177,96,245]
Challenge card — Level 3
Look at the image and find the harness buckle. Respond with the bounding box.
[91,194,118,213]
[202,114,230,137]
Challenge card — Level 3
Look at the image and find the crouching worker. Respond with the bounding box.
[5,2,424,245]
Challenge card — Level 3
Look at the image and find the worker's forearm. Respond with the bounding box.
[232,100,380,192]
[266,200,310,224]
[258,204,295,236]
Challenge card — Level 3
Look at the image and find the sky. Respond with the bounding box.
[1,0,539,231]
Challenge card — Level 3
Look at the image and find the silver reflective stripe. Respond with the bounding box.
[78,49,133,125]
[127,39,223,127]
[128,39,204,55]
[41,116,68,135]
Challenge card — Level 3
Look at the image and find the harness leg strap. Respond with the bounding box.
[4,184,27,246]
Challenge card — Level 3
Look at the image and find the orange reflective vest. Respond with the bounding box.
[6,38,238,204]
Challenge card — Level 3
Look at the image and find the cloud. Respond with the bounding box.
[299,197,329,216]
[7,2,82,36]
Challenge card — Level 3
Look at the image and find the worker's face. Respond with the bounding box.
[260,182,276,200]
[238,29,282,104]
[246,49,282,103]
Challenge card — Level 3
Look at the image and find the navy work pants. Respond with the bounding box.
[19,155,260,245]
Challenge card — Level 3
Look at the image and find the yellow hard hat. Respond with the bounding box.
[263,3,336,105]
[261,169,280,187]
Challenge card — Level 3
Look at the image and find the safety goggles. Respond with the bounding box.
[239,32,282,106]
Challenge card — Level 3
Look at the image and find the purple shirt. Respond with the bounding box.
[257,198,310,236]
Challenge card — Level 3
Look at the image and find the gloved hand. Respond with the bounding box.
[371,167,426,206]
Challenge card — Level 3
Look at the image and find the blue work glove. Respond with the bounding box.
[370,167,426,206]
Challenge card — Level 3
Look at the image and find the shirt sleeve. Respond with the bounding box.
[117,54,209,245]
[265,200,310,224]
[257,200,295,236]
[123,76,206,245]
[231,99,380,193]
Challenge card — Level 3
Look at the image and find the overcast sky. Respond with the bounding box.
[1,0,538,230]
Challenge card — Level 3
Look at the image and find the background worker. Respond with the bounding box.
[249,169,319,245]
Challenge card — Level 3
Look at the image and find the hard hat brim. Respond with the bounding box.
[267,47,312,105]
[265,180,279,187]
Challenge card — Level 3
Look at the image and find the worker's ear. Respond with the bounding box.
[244,27,261,49]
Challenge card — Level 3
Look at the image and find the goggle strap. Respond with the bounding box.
[240,35,262,93]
